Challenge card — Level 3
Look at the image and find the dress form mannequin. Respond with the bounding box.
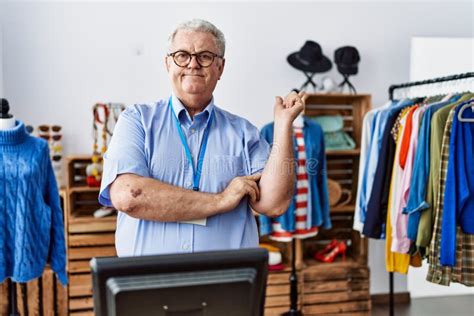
[0,98,20,316]
[0,99,16,130]
[293,113,304,127]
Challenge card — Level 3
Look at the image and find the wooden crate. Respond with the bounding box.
[301,261,371,315]
[67,155,104,188]
[65,156,118,315]
[264,268,303,316]
[0,266,68,316]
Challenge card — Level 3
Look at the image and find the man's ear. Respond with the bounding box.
[164,56,170,72]
[218,58,225,80]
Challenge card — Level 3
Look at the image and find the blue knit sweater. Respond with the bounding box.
[0,121,67,285]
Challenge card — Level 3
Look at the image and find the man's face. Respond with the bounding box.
[165,30,225,104]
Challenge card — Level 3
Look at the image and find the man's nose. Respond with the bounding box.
[187,55,201,68]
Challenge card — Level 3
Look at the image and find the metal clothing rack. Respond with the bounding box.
[387,71,474,316]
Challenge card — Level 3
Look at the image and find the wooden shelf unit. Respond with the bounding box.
[64,156,117,315]
[263,93,372,316]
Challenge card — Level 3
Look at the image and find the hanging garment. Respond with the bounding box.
[259,118,331,238]
[269,125,318,241]
[356,101,398,233]
[417,93,473,249]
[0,121,67,285]
[391,105,419,254]
[404,97,461,242]
[386,109,411,274]
[441,100,474,266]
[362,99,413,239]
[354,102,392,232]
[427,103,474,287]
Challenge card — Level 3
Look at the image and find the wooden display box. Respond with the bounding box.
[264,267,303,316]
[301,261,371,315]
[0,267,68,316]
[64,156,117,315]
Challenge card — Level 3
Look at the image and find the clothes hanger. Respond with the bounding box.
[457,99,474,122]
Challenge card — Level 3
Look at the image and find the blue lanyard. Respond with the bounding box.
[170,97,214,191]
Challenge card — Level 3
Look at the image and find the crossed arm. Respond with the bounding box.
[109,92,304,221]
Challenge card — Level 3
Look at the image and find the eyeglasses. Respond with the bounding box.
[167,50,223,68]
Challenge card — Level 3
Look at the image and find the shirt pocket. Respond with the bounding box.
[203,155,246,192]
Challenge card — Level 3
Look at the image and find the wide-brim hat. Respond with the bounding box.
[335,46,360,75]
[287,40,332,73]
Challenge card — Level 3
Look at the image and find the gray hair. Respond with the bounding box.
[168,19,226,56]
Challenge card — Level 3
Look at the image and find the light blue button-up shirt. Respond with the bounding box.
[99,95,270,256]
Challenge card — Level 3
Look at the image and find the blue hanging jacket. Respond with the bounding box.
[258,118,331,235]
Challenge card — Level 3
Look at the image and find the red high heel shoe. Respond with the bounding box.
[313,239,339,261]
[315,241,347,263]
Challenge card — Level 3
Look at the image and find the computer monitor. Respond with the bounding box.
[90,248,269,316]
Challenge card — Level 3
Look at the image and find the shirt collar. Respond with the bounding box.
[170,94,215,126]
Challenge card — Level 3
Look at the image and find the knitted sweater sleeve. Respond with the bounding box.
[43,150,68,285]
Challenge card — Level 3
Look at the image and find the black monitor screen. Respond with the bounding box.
[90,248,268,316]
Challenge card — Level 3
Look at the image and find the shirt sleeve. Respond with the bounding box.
[458,108,474,233]
[440,115,459,267]
[43,148,68,285]
[243,120,271,175]
[99,105,151,207]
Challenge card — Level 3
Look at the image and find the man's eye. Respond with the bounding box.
[175,52,190,60]
[198,53,213,61]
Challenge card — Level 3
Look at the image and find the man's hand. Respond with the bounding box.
[274,91,306,126]
[217,174,262,212]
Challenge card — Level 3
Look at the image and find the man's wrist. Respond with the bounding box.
[213,192,227,214]
[274,119,293,132]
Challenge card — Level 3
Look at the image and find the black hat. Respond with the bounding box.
[287,41,332,73]
[334,46,360,75]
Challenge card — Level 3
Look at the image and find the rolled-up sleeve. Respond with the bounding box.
[243,121,271,175]
[99,106,150,207]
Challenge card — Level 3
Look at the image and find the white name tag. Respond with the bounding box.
[179,218,207,226]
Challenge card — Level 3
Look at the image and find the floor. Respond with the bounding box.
[372,295,474,316]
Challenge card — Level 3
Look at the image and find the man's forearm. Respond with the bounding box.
[251,121,295,217]
[110,174,223,222]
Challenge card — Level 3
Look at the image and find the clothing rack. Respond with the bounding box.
[387,71,474,316]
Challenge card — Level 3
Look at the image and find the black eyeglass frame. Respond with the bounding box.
[167,50,224,68]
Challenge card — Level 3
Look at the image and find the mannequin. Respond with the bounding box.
[0,99,19,316]
[0,99,68,316]
[293,112,304,127]
[0,99,15,130]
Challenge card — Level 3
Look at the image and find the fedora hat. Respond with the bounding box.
[287,40,332,73]
[334,46,360,75]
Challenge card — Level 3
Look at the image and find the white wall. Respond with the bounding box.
[407,37,474,298]
[2,1,473,295]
